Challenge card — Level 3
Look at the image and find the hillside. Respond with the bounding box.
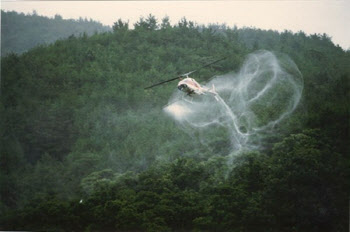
[1,15,349,231]
[1,10,111,56]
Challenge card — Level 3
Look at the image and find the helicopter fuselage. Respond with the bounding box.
[177,77,219,101]
[177,77,206,95]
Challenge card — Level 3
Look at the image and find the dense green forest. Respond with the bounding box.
[1,10,111,56]
[1,15,349,231]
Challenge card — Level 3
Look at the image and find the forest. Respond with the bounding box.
[1,10,110,56]
[0,14,349,231]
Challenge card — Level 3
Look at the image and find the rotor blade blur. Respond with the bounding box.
[182,57,227,77]
[144,57,226,89]
[144,76,180,89]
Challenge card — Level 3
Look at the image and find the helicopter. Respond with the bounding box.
[144,57,226,100]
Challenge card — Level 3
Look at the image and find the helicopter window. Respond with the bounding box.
[178,84,187,90]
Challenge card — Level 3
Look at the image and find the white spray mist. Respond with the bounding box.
[164,51,303,157]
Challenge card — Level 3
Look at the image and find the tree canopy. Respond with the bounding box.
[1,14,349,231]
[1,10,111,56]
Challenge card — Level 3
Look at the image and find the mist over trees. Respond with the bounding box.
[1,14,349,231]
[1,10,111,56]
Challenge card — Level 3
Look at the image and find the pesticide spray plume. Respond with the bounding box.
[164,50,303,157]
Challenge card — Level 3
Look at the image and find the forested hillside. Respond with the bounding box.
[1,15,349,231]
[1,10,111,56]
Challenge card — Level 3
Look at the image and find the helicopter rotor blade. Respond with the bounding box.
[181,57,226,77]
[144,76,181,89]
[144,57,226,89]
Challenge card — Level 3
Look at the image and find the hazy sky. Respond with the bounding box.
[2,1,349,49]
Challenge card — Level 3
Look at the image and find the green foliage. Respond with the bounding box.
[1,10,111,56]
[1,14,349,231]
[263,130,349,231]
